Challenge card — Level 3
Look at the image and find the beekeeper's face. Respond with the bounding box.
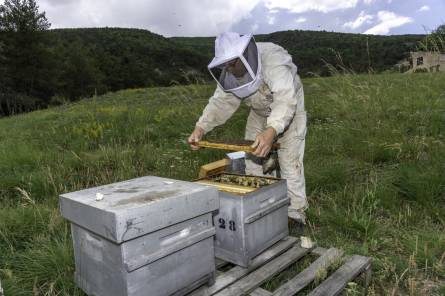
[225,58,248,78]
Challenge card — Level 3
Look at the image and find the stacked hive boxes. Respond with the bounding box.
[60,176,219,296]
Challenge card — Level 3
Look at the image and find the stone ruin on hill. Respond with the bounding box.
[410,51,445,72]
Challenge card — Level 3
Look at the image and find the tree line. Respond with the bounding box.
[0,0,439,116]
[173,31,425,76]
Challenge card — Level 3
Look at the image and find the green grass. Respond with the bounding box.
[1,73,444,295]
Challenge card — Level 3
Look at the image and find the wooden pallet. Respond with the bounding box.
[187,236,372,296]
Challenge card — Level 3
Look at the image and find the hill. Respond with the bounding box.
[1,27,210,115]
[0,72,444,295]
[48,27,209,96]
[172,30,425,76]
[1,27,425,116]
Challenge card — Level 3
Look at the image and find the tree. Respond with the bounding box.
[0,0,54,114]
[430,24,445,53]
[0,41,5,79]
[435,24,445,36]
[0,40,8,114]
[419,24,445,53]
[0,0,50,32]
[59,39,103,101]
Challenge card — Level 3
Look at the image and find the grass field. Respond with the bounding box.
[0,72,444,295]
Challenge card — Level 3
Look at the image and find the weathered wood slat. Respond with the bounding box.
[186,237,371,296]
[273,248,344,296]
[214,245,311,296]
[311,247,327,256]
[250,288,273,296]
[215,270,225,277]
[307,255,371,296]
[189,237,298,296]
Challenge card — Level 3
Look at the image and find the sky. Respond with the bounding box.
[2,0,444,37]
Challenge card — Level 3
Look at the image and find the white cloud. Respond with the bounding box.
[1,0,423,36]
[295,17,307,23]
[343,11,373,29]
[418,5,430,12]
[264,0,359,13]
[364,11,412,35]
[37,0,261,36]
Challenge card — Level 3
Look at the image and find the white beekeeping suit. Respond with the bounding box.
[195,32,308,218]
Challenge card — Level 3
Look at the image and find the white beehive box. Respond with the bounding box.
[60,176,219,296]
[195,173,289,267]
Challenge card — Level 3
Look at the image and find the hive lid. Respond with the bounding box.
[59,176,219,243]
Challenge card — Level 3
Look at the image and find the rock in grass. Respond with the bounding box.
[300,236,314,249]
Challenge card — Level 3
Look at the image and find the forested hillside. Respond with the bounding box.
[0,0,437,117]
[0,0,428,116]
[49,28,209,93]
[3,27,424,116]
[0,27,209,115]
[172,30,424,76]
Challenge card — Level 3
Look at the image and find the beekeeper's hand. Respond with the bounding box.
[251,127,276,157]
[188,127,205,150]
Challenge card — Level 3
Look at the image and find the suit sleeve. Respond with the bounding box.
[264,64,303,135]
[195,86,241,133]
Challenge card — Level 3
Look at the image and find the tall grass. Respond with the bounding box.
[0,72,444,295]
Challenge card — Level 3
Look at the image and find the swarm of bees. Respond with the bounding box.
[212,174,276,188]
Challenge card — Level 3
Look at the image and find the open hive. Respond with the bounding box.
[194,173,278,195]
[194,172,288,267]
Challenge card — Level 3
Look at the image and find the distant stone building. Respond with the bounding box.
[410,51,445,72]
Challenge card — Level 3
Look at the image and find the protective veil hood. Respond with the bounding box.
[208,32,262,99]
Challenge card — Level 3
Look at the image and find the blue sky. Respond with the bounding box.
[234,0,444,35]
[2,0,444,36]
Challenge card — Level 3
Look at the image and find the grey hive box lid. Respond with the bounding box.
[59,176,219,243]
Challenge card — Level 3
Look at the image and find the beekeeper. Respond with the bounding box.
[188,32,307,223]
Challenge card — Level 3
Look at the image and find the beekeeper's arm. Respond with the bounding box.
[252,51,302,157]
[264,60,301,136]
[188,86,241,149]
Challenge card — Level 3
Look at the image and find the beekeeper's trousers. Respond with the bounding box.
[244,109,307,211]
